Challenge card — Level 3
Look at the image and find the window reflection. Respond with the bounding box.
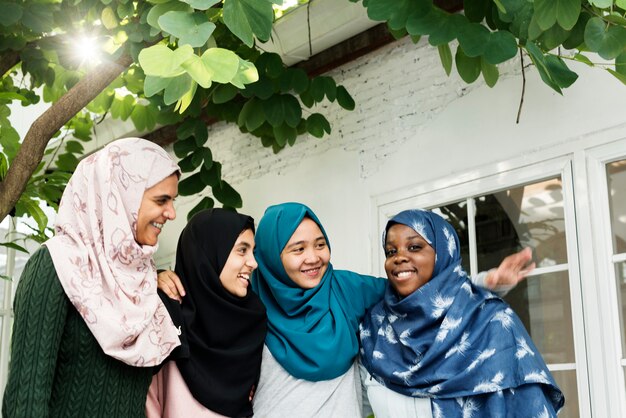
[552,369,579,418]
[475,178,567,270]
[608,160,626,254]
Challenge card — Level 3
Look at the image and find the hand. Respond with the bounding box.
[485,247,536,289]
[158,270,186,303]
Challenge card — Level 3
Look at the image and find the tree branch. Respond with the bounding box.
[0,53,134,223]
[0,50,21,79]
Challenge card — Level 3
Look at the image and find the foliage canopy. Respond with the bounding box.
[0,0,625,250]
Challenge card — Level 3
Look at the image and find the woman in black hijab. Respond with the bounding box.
[147,209,267,418]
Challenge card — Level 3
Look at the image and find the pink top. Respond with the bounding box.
[146,362,228,418]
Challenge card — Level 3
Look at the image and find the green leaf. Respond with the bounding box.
[336,86,355,111]
[110,94,135,120]
[306,114,331,138]
[584,17,626,60]
[616,51,626,76]
[534,0,580,31]
[230,59,259,89]
[457,22,491,57]
[309,77,326,102]
[101,6,118,29]
[213,181,242,208]
[173,136,197,157]
[178,153,200,172]
[538,23,571,51]
[147,1,193,30]
[406,6,441,36]
[202,148,213,170]
[483,31,518,65]
[0,242,28,254]
[0,152,8,181]
[56,153,79,172]
[195,120,208,146]
[180,0,220,10]
[279,68,309,94]
[200,161,221,187]
[322,77,337,102]
[163,74,193,105]
[187,197,215,221]
[273,124,297,147]
[618,0,626,10]
[438,43,453,76]
[223,0,274,47]
[130,104,158,131]
[15,198,48,232]
[64,140,84,154]
[481,58,499,87]
[607,68,626,85]
[455,46,482,83]
[256,53,284,78]
[0,92,28,103]
[430,14,466,47]
[179,172,206,195]
[562,11,591,50]
[144,75,172,97]
[464,0,491,23]
[159,11,216,47]
[524,42,562,94]
[589,0,613,7]
[238,98,265,131]
[572,53,593,67]
[212,84,239,103]
[139,44,194,78]
[545,55,578,88]
[0,2,23,26]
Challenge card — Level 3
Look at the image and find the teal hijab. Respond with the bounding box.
[251,202,385,381]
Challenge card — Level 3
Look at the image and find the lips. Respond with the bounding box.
[301,267,321,277]
[150,221,164,230]
[393,269,417,280]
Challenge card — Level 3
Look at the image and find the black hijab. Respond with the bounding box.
[160,208,267,417]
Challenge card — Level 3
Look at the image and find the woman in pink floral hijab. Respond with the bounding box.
[3,137,182,417]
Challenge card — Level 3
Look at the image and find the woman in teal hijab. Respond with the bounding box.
[251,202,385,382]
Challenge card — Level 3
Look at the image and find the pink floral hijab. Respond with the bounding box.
[46,137,181,366]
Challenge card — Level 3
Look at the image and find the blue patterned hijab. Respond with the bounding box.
[251,202,385,381]
[360,209,564,416]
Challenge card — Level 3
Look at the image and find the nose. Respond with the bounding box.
[304,248,320,264]
[393,250,408,264]
[164,202,176,221]
[247,254,258,270]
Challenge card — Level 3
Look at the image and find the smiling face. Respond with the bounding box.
[280,217,330,289]
[135,173,178,246]
[384,223,436,298]
[219,228,258,297]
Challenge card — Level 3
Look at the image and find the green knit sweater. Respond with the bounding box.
[2,247,154,417]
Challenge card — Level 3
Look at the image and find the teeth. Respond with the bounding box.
[397,271,413,278]
[238,274,250,281]
[150,222,163,229]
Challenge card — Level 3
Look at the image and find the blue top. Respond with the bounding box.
[251,202,386,381]
[360,209,564,417]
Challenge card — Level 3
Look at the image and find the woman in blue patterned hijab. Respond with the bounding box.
[360,209,564,417]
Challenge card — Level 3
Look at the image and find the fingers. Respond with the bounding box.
[157,270,185,303]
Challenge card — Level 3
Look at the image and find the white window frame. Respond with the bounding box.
[582,141,626,416]
[371,155,591,417]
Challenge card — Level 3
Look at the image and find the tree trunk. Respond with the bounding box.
[0,54,134,223]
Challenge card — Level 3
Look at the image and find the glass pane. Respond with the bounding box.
[616,261,626,359]
[475,177,567,271]
[504,271,575,364]
[552,369,579,418]
[607,160,626,254]
[431,202,470,273]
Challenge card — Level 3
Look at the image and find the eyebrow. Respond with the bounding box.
[284,236,325,250]
[153,194,176,200]
[236,242,253,248]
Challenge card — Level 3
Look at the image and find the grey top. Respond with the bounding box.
[252,345,365,418]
